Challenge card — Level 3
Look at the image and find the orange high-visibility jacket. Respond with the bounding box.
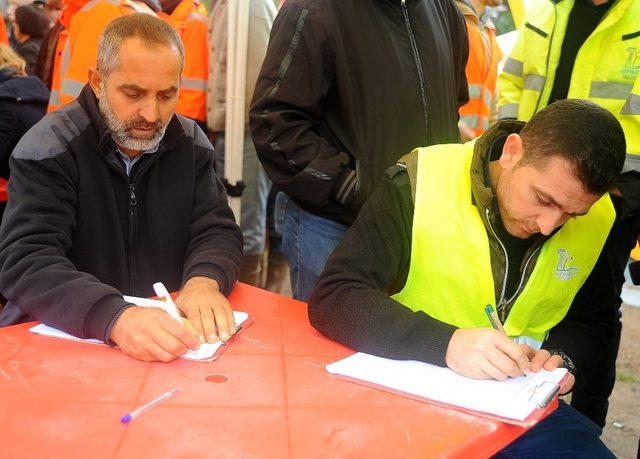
[168,0,208,123]
[57,0,157,108]
[48,0,89,112]
[456,0,502,138]
[0,17,8,45]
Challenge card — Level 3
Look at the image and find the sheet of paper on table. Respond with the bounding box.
[29,295,248,361]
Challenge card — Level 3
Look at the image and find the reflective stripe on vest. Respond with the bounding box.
[503,57,523,77]
[61,79,85,98]
[391,144,615,342]
[622,94,640,115]
[468,84,483,99]
[181,77,207,91]
[589,81,633,100]
[49,89,60,106]
[524,74,546,91]
[499,103,519,118]
[498,0,640,155]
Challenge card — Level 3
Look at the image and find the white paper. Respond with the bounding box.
[29,295,249,361]
[326,352,567,421]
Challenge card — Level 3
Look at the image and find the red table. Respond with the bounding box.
[0,283,536,458]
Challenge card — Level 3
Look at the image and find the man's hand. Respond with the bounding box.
[109,306,201,362]
[529,349,575,394]
[445,328,532,380]
[175,276,236,344]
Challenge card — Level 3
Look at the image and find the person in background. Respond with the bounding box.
[250,0,469,301]
[42,0,63,23]
[11,4,51,75]
[498,0,640,428]
[6,0,32,48]
[0,12,9,45]
[0,43,49,183]
[309,100,625,457]
[53,0,162,109]
[160,0,208,131]
[0,14,243,362]
[455,0,502,141]
[208,0,289,293]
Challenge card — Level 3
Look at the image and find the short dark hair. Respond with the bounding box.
[518,99,626,195]
[15,4,51,40]
[97,14,184,78]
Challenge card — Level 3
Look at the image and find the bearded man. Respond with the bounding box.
[0,14,244,363]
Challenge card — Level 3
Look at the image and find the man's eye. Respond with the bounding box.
[125,92,141,99]
[536,194,550,206]
[158,93,174,101]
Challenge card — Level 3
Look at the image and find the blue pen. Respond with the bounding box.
[121,388,179,423]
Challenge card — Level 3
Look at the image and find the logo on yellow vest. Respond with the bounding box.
[556,248,578,281]
[622,47,640,81]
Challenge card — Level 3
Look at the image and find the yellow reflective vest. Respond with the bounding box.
[498,0,640,156]
[392,143,615,343]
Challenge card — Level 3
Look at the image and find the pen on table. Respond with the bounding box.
[485,304,529,376]
[120,388,179,423]
[153,282,183,323]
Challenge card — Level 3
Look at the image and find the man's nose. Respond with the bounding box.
[536,209,568,235]
[139,97,159,123]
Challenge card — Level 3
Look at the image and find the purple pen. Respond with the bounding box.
[121,388,179,423]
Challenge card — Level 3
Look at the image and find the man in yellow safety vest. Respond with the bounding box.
[309,100,626,456]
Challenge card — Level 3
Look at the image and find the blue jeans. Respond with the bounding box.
[494,401,614,458]
[214,131,272,255]
[275,193,348,301]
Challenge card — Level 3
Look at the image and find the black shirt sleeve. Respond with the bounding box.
[542,195,630,382]
[308,169,458,366]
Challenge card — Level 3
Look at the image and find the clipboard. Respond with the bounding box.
[326,352,566,427]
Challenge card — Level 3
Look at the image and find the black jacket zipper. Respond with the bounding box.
[401,0,429,145]
[127,180,137,293]
[102,148,166,294]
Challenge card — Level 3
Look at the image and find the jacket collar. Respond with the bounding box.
[76,83,187,157]
[469,119,525,225]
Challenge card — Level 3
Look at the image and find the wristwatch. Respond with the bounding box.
[548,349,577,375]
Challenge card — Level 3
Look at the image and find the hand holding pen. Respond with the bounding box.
[444,304,531,380]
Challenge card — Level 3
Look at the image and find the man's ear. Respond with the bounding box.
[499,133,524,169]
[88,67,103,99]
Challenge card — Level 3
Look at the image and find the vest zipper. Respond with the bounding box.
[401,0,429,145]
[500,245,543,321]
[484,207,509,317]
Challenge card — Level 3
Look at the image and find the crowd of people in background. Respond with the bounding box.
[0,0,638,455]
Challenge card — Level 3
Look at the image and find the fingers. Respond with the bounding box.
[559,374,575,395]
[182,318,204,346]
[494,335,530,375]
[159,315,200,351]
[529,349,551,372]
[198,304,219,344]
[213,296,236,342]
[519,344,537,360]
[543,354,564,371]
[487,348,522,379]
[145,337,181,363]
